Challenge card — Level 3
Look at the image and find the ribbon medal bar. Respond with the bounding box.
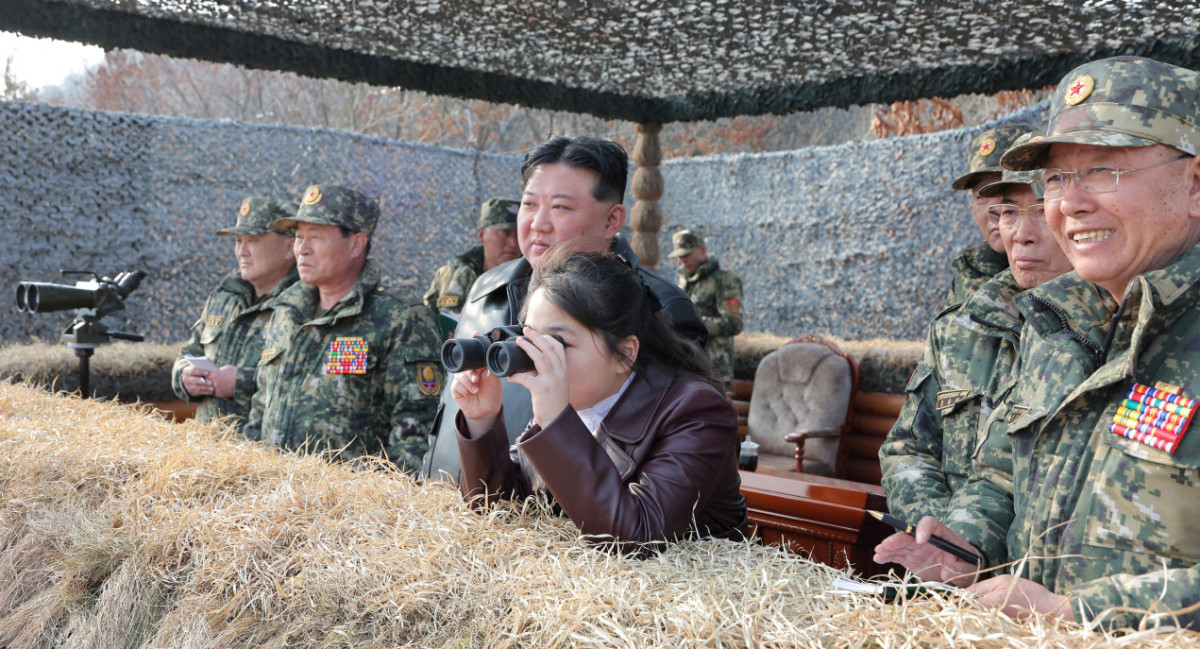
[1109,381,1196,454]
[326,337,368,375]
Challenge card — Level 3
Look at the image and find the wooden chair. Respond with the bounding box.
[746,334,860,477]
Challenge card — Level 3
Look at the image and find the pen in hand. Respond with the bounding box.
[867,510,983,566]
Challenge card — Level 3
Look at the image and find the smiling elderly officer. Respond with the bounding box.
[243,184,443,473]
[876,56,1200,631]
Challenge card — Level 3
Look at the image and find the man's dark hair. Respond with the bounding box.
[520,136,628,205]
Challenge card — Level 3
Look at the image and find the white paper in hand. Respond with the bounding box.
[184,355,219,372]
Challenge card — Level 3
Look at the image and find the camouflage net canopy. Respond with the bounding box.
[8,0,1200,122]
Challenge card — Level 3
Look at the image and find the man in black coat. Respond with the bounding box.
[422,135,707,481]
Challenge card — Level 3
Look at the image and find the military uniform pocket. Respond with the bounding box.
[200,325,223,345]
[1082,429,1200,564]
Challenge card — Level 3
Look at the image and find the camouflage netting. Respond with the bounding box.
[2,101,521,345]
[1,100,1041,346]
[7,0,1200,122]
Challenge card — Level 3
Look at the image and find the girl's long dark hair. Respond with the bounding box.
[524,242,721,390]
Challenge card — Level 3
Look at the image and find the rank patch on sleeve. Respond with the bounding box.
[1007,405,1031,424]
[935,389,972,412]
[1109,381,1197,454]
[437,295,461,308]
[326,337,368,375]
[417,362,441,396]
[205,315,225,328]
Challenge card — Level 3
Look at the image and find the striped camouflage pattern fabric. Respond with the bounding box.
[244,259,443,474]
[959,244,1200,630]
[942,243,1009,308]
[881,269,1021,565]
[676,258,743,385]
[171,268,299,430]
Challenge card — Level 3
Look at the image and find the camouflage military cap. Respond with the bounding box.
[668,229,705,258]
[276,184,381,237]
[977,132,1047,199]
[477,198,520,230]
[1003,56,1200,171]
[951,125,1032,190]
[216,197,297,237]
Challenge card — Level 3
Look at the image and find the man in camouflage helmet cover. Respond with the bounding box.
[942,125,1028,306]
[243,184,444,473]
[171,196,299,431]
[877,56,1200,631]
[423,198,521,326]
[669,229,744,389]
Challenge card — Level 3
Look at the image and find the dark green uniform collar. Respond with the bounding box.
[953,243,1010,279]
[1017,241,1200,352]
[957,268,1023,337]
[458,245,486,276]
[217,266,300,306]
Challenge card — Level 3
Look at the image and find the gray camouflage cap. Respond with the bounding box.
[216,197,297,237]
[477,198,519,230]
[977,132,1047,199]
[951,125,1031,190]
[276,184,380,237]
[668,229,705,258]
[1003,56,1200,171]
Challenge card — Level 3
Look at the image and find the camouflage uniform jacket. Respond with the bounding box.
[243,259,443,473]
[676,258,744,384]
[963,244,1200,630]
[942,243,1010,308]
[423,244,484,316]
[879,269,1020,564]
[170,268,299,429]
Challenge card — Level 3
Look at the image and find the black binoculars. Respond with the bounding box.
[441,325,562,378]
[16,270,145,314]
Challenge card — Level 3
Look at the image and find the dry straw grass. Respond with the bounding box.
[0,383,1193,648]
[737,333,924,370]
[0,341,181,402]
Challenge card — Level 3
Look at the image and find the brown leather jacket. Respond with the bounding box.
[456,359,747,552]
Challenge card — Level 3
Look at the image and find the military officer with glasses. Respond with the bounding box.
[942,125,1030,307]
[880,131,1072,572]
[876,56,1200,632]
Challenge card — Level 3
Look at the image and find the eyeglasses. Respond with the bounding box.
[1042,153,1192,201]
[987,203,1046,229]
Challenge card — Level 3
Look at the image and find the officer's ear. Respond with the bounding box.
[350,231,369,260]
[1188,154,1200,221]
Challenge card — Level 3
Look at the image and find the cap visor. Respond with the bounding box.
[951,171,997,191]
[1002,131,1160,170]
[216,225,271,236]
